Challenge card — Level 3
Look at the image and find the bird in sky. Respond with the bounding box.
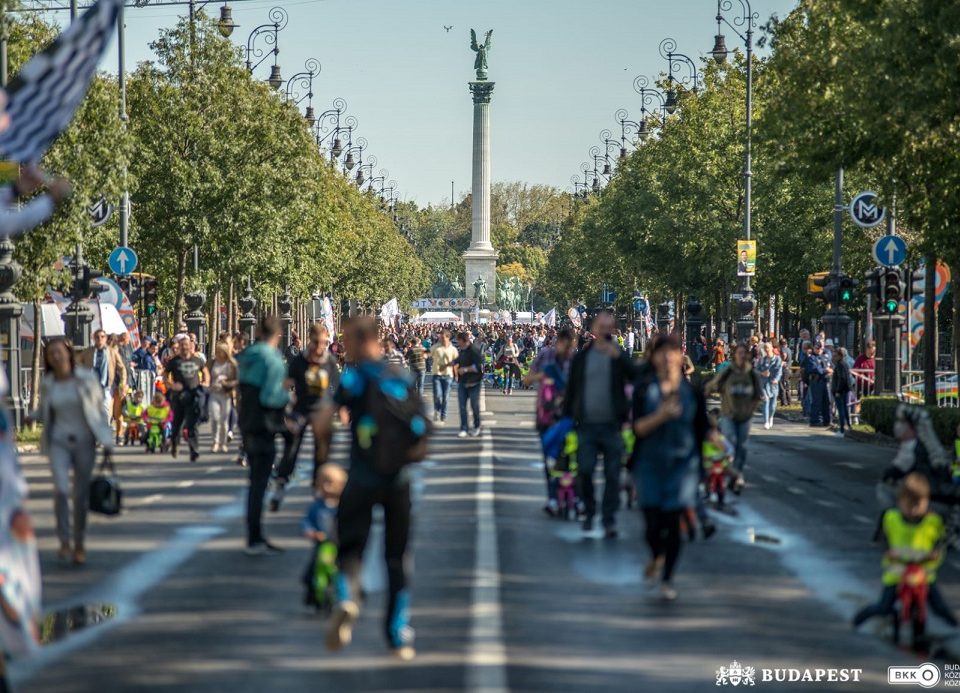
[443,25,453,32]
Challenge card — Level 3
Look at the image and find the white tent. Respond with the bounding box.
[413,311,462,324]
[21,301,126,340]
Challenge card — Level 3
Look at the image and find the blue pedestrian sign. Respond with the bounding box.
[872,235,907,268]
[108,246,138,276]
[633,298,648,314]
[601,286,617,304]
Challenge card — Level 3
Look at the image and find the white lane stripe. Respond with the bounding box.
[466,429,508,693]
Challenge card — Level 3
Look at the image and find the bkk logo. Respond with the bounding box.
[716,662,863,686]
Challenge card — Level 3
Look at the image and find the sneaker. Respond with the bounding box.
[702,523,717,540]
[433,412,440,422]
[457,430,468,438]
[244,541,284,556]
[437,418,446,426]
[660,582,678,601]
[171,445,179,459]
[603,526,619,540]
[469,427,481,437]
[643,556,664,586]
[190,451,200,463]
[543,499,559,517]
[326,600,360,651]
[227,430,234,442]
[732,475,745,495]
[581,516,594,533]
[268,478,287,513]
[835,430,845,437]
[391,644,417,661]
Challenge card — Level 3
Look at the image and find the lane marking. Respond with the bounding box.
[177,480,195,489]
[815,499,839,508]
[466,429,507,693]
[853,514,873,524]
[138,494,164,505]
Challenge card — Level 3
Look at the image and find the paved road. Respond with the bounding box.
[9,387,954,691]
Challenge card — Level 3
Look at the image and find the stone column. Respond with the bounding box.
[0,238,24,427]
[278,286,293,349]
[463,80,497,308]
[238,277,257,342]
[184,290,206,352]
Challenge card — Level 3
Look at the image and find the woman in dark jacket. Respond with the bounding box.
[631,334,709,602]
[831,348,852,436]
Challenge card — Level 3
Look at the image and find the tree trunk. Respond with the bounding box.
[227,278,235,336]
[208,288,220,354]
[28,298,43,428]
[173,248,188,330]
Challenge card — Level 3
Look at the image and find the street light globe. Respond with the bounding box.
[268,64,283,90]
[602,162,612,176]
[591,177,600,192]
[304,106,316,127]
[344,152,355,170]
[711,33,728,64]
[620,147,627,160]
[664,89,678,114]
[331,138,343,158]
[637,121,649,142]
[356,170,365,185]
[217,4,237,37]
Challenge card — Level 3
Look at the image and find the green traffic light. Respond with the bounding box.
[146,305,157,315]
[885,299,899,313]
[841,290,852,302]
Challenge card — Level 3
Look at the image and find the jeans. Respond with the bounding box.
[503,363,521,392]
[432,375,453,419]
[412,369,425,397]
[48,435,96,548]
[171,389,199,457]
[643,508,682,582]
[244,433,277,546]
[458,382,481,431]
[277,413,308,483]
[854,584,958,627]
[576,422,624,528]
[209,390,233,448]
[762,396,778,424]
[835,391,851,432]
[337,478,412,643]
[719,417,751,474]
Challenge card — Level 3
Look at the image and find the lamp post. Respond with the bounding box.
[711,0,759,341]
[237,277,257,342]
[341,137,367,176]
[571,174,588,199]
[658,38,699,115]
[244,6,287,87]
[355,156,377,188]
[599,129,622,168]
[632,75,667,141]
[614,109,645,158]
[314,98,349,156]
[283,57,320,123]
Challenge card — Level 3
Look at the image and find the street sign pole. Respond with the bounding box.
[821,168,852,351]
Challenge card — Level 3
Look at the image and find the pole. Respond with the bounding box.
[70,0,78,20]
[832,167,843,275]
[1,11,8,86]
[118,3,130,249]
[923,253,937,406]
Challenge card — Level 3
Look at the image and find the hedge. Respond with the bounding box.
[860,396,960,448]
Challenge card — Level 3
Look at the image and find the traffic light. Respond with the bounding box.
[881,268,903,314]
[838,275,857,304]
[143,278,158,315]
[116,275,141,304]
[864,268,882,301]
[810,273,831,303]
[910,266,926,301]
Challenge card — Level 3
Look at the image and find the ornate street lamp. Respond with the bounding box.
[658,37,700,115]
[216,3,237,37]
[599,129,622,169]
[284,58,320,124]
[244,6,287,86]
[633,75,667,139]
[614,108,644,155]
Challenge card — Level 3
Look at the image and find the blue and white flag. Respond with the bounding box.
[0,0,121,163]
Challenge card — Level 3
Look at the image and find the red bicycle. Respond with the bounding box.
[892,562,928,651]
[707,461,728,506]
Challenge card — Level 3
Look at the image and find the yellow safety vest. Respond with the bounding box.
[881,509,944,586]
[146,404,169,425]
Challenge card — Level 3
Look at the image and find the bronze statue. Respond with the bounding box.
[470,29,493,80]
[473,274,488,306]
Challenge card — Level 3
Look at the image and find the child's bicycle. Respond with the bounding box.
[892,562,930,652]
[145,422,164,453]
[310,541,338,614]
[707,459,729,506]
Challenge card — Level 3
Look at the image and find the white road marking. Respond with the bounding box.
[786,486,804,496]
[815,499,839,508]
[466,428,507,693]
[177,480,195,489]
[853,514,873,524]
[760,474,777,484]
[204,466,222,474]
[836,462,864,470]
[138,494,165,505]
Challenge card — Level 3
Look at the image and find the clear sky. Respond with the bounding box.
[53,0,796,205]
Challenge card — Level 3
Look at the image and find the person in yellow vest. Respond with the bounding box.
[122,391,146,445]
[853,473,957,628]
[145,391,172,453]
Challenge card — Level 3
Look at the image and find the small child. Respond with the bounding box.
[551,431,580,520]
[122,391,146,446]
[703,430,736,507]
[144,392,171,453]
[853,473,958,632]
[303,463,348,611]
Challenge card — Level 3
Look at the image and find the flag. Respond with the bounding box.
[320,297,335,336]
[543,308,556,327]
[566,307,581,329]
[0,0,122,162]
[380,298,399,324]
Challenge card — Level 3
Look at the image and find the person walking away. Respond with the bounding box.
[284,332,303,362]
[237,317,290,555]
[777,338,793,406]
[34,338,114,565]
[405,337,427,396]
[563,312,634,538]
[208,342,238,453]
[497,335,522,395]
[832,348,853,436]
[78,329,126,438]
[632,335,709,600]
[803,341,833,427]
[314,317,428,660]
[626,327,635,358]
[430,330,458,425]
[455,331,484,437]
[271,323,341,511]
[706,343,762,492]
[383,336,406,369]
[165,336,208,462]
[757,342,783,430]
[712,339,727,372]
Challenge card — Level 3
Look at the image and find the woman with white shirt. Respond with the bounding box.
[35,338,114,565]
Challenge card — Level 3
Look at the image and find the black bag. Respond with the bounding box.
[89,451,123,516]
[363,364,431,476]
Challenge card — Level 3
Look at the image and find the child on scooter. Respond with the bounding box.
[303,463,347,611]
[144,391,172,453]
[122,391,146,445]
[853,472,957,629]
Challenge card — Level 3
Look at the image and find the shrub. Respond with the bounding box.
[860,396,960,448]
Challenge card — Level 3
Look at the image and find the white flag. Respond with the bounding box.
[544,308,556,327]
[320,297,335,336]
[380,298,399,323]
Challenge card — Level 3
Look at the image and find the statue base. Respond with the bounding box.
[463,247,497,314]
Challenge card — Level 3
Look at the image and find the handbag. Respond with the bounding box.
[89,451,123,516]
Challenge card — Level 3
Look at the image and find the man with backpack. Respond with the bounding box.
[314,317,428,661]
